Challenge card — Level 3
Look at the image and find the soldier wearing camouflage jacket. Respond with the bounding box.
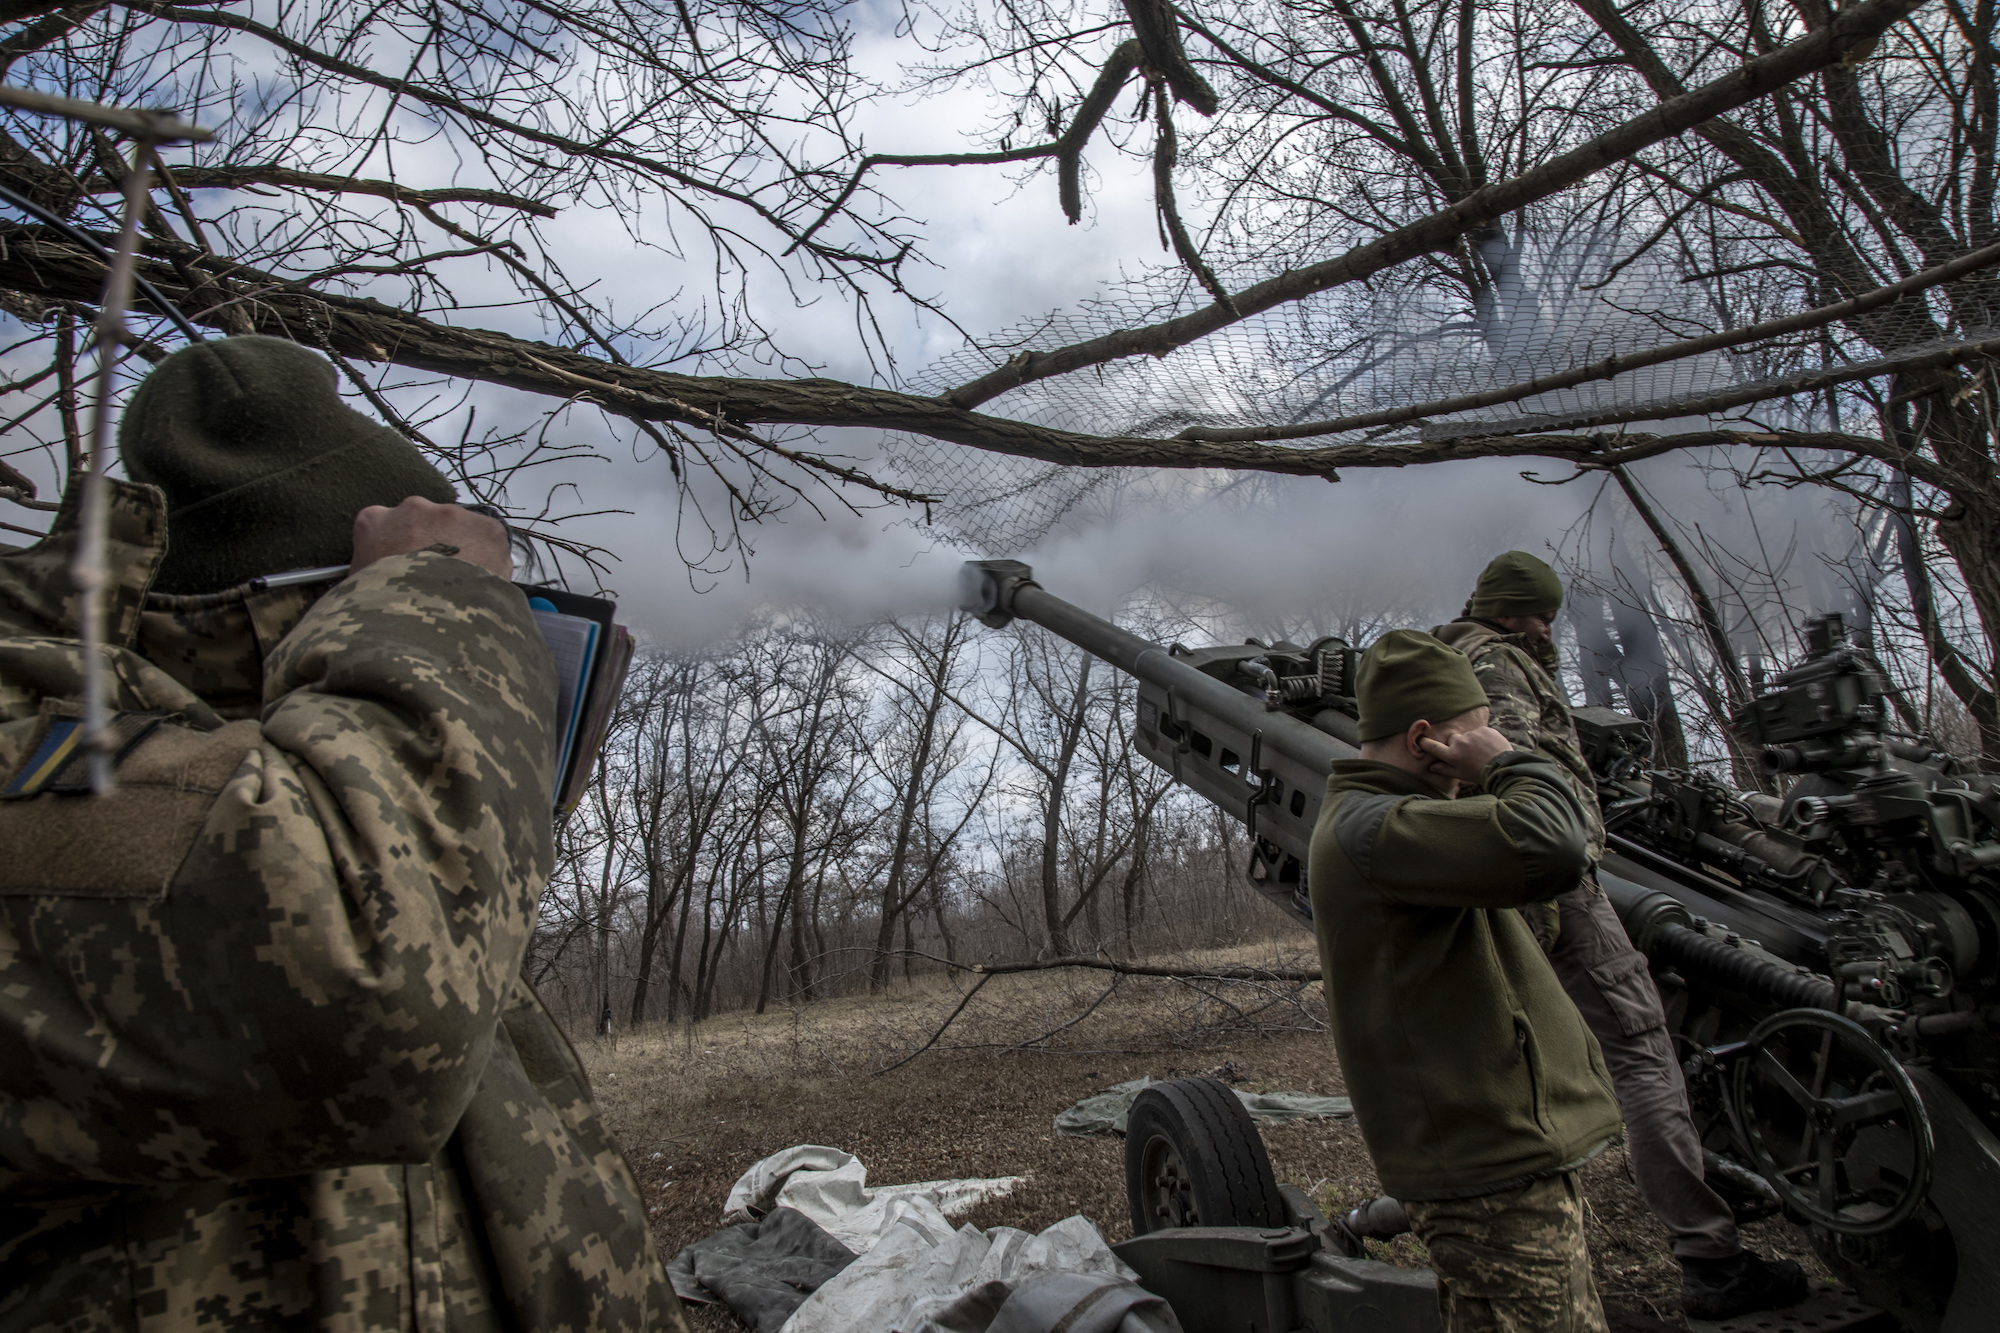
[1433,552,1805,1322]
[1311,629,1619,1333]
[0,337,670,1331]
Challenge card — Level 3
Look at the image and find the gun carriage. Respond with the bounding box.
[960,559,2000,1333]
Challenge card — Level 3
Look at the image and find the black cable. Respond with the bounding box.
[0,179,206,342]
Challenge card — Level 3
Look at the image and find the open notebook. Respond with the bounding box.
[247,564,632,816]
[519,585,635,815]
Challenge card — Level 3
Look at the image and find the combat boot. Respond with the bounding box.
[1681,1250,1810,1320]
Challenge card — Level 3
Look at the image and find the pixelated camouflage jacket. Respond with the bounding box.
[1431,618,1606,863]
[0,479,671,1331]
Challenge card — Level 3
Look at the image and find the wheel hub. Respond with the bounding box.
[1142,1137,1199,1227]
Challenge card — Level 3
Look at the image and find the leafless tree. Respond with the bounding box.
[892,0,2000,761]
[742,616,874,1008]
[858,611,1003,989]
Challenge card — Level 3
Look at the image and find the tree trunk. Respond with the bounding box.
[1570,593,1621,709]
[1604,536,1692,768]
[662,868,697,1024]
[755,874,788,1015]
[627,896,664,1029]
[1040,655,1092,955]
[929,876,958,966]
[871,701,938,990]
[1612,464,1766,789]
[1119,811,1152,959]
[1884,426,2000,761]
[784,841,815,1002]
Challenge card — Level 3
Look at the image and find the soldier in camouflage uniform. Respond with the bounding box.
[1311,630,1620,1333]
[1433,552,1806,1322]
[0,337,671,1330]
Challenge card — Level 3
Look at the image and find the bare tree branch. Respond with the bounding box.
[936,0,1923,409]
[113,165,558,218]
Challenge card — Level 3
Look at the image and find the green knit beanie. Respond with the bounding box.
[1356,629,1490,741]
[118,337,456,593]
[1466,550,1564,620]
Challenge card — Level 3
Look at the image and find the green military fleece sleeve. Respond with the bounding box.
[1365,753,1592,908]
[0,551,556,1186]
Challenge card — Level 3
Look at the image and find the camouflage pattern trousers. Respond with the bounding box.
[1404,1173,1608,1333]
[1550,881,1740,1260]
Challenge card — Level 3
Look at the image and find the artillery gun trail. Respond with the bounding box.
[961,558,2000,1333]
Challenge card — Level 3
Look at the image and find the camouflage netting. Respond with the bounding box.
[883,230,1991,553]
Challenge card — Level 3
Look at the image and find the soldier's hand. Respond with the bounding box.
[352,497,513,580]
[1418,725,1513,784]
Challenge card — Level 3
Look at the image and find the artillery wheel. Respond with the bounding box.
[1729,1008,1935,1236]
[1124,1078,1286,1236]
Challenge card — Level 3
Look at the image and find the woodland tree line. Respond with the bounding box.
[527,605,1284,1033]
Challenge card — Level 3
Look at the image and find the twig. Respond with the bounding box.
[0,83,210,142]
[0,486,60,511]
[105,163,555,217]
[145,150,253,336]
[54,310,82,473]
[902,948,1320,982]
[73,136,158,792]
[872,971,992,1075]
[1149,81,1236,314]
[996,973,1123,1055]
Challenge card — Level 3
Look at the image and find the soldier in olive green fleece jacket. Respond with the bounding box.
[1310,629,1620,1333]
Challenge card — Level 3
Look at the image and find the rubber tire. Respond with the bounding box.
[1124,1077,1287,1236]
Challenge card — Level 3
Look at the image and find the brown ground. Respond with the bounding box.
[583,956,1832,1331]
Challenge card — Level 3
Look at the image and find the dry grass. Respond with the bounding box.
[582,951,1831,1332]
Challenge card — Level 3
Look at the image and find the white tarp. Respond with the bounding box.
[722,1145,1027,1255]
[783,1207,1180,1333]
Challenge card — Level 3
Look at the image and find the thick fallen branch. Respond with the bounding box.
[871,951,1322,1074]
[953,954,1320,982]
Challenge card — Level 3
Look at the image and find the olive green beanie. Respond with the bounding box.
[1356,629,1490,741]
[118,336,455,593]
[1466,550,1564,620]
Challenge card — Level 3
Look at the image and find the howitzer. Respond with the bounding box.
[961,560,2000,1333]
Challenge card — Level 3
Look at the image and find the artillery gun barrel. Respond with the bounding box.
[960,559,1853,975]
[960,560,1355,925]
[958,559,1351,771]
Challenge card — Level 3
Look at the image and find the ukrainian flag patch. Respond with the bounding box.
[2,712,169,798]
